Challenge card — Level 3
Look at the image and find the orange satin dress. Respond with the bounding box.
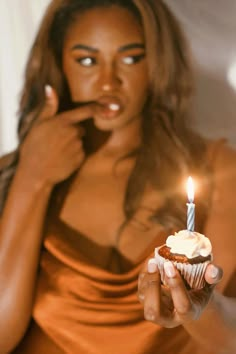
[13,140,230,354]
[13,182,210,354]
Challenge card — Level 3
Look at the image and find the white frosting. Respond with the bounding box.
[166,230,212,259]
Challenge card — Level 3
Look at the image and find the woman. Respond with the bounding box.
[0,0,235,353]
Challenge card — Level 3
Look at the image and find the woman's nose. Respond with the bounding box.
[98,65,122,92]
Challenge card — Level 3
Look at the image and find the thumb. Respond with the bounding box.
[205,264,223,285]
[39,85,59,120]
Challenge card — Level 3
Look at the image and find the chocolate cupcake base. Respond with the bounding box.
[155,245,212,289]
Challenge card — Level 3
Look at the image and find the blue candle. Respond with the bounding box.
[186,177,195,231]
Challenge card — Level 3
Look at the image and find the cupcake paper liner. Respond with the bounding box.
[154,247,212,289]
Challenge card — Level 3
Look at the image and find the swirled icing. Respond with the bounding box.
[166,230,212,258]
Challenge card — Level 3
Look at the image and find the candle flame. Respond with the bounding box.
[187,176,194,202]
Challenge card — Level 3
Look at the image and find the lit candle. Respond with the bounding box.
[186,176,195,231]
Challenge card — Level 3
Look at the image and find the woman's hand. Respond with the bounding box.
[138,260,223,328]
[19,86,93,186]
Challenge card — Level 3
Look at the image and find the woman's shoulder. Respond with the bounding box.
[206,138,236,172]
[205,139,236,209]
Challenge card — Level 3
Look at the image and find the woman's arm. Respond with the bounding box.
[0,168,53,353]
[184,141,236,352]
[138,141,236,354]
[184,288,236,353]
[0,86,92,353]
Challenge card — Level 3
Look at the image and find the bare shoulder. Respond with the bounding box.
[204,140,236,294]
[207,139,236,169]
[206,139,236,192]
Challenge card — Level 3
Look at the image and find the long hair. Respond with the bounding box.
[0,0,211,230]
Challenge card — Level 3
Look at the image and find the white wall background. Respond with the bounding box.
[165,0,236,147]
[0,0,50,155]
[0,0,236,156]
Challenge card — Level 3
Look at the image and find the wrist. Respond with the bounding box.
[14,165,54,195]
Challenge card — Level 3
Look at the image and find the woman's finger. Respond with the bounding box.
[143,269,161,322]
[163,262,192,319]
[137,260,158,304]
[204,264,223,285]
[39,85,59,121]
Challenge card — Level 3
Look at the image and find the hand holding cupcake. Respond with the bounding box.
[138,233,222,329]
[153,230,213,289]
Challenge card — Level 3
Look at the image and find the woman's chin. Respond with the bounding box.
[92,115,120,131]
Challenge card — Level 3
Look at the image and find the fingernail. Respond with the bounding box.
[45,84,52,97]
[164,261,176,278]
[209,264,219,279]
[148,259,157,273]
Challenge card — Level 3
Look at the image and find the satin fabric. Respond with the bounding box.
[31,183,193,353]
[14,140,227,354]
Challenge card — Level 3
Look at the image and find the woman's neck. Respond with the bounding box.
[83,118,142,159]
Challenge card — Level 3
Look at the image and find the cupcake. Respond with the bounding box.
[153,230,213,289]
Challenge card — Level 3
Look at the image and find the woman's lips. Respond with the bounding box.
[95,96,124,119]
[70,97,124,119]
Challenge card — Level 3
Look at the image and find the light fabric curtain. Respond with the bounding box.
[0,0,50,155]
[0,0,236,156]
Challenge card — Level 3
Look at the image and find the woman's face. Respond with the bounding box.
[62,5,149,131]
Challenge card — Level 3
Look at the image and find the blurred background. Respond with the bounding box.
[0,0,236,155]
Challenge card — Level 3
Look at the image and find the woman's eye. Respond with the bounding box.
[122,54,145,65]
[76,57,96,67]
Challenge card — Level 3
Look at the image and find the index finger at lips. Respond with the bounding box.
[61,105,95,125]
[38,85,59,121]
